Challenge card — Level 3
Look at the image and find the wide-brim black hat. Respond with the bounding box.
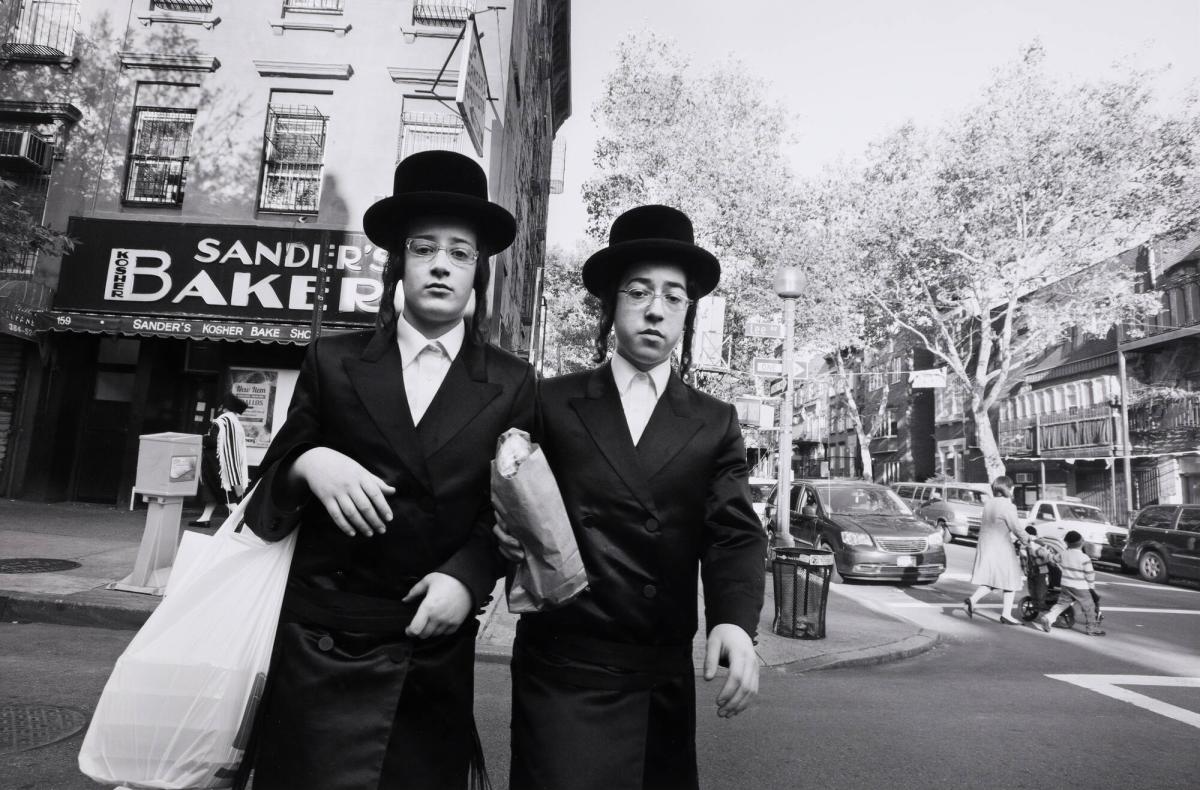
[363,150,517,253]
[581,205,720,297]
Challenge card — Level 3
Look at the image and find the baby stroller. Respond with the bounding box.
[1017,536,1077,628]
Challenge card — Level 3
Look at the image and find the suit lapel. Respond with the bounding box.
[416,338,502,457]
[570,364,660,517]
[636,374,704,480]
[343,325,432,492]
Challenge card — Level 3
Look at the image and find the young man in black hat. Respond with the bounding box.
[190,392,250,526]
[496,205,766,790]
[243,150,535,790]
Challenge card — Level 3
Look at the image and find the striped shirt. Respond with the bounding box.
[1058,546,1096,590]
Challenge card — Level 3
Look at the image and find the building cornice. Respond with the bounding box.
[254,60,353,80]
[119,52,221,72]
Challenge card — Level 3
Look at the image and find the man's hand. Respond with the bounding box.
[292,447,395,537]
[490,494,526,562]
[402,572,473,639]
[704,623,759,718]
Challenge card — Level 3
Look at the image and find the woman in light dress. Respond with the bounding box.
[963,476,1031,624]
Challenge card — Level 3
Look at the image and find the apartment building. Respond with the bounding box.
[0,0,571,502]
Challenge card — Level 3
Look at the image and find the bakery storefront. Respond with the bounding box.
[22,217,385,505]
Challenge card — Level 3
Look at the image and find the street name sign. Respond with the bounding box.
[746,321,785,339]
[752,357,785,377]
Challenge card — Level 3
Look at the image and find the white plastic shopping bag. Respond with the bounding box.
[79,490,296,789]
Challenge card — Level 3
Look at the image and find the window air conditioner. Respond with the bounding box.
[0,130,54,173]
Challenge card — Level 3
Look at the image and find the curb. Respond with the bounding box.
[0,591,150,631]
[770,629,941,674]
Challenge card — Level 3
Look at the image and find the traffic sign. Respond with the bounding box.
[752,357,785,377]
[746,321,785,339]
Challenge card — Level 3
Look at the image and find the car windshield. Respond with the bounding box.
[948,489,989,505]
[820,486,912,516]
[1060,504,1107,523]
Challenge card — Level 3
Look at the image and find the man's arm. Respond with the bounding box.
[700,403,767,717]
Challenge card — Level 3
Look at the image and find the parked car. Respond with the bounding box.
[770,479,945,583]
[1121,504,1200,584]
[748,477,776,529]
[1025,498,1127,565]
[891,481,992,544]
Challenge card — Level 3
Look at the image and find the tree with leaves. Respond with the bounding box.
[0,177,73,277]
[539,243,601,376]
[583,32,799,396]
[850,43,1200,480]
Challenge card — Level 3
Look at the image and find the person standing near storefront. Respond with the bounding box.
[190,393,249,527]
[243,150,534,790]
[495,205,765,790]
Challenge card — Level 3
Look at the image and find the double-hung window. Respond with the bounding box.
[124,108,195,206]
[398,110,469,162]
[260,104,328,214]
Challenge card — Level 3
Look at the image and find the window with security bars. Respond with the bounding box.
[124,108,195,206]
[412,1,473,26]
[150,1,214,11]
[397,112,471,162]
[283,0,345,12]
[1,0,79,59]
[260,105,328,214]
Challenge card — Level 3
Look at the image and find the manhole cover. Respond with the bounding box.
[0,705,88,755]
[0,558,82,574]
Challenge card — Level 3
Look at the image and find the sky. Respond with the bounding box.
[545,0,1200,249]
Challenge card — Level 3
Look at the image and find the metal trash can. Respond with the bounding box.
[771,547,834,639]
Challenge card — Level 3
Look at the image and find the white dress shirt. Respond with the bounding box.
[611,353,670,445]
[395,315,465,425]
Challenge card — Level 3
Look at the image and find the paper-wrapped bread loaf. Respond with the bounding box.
[491,428,587,612]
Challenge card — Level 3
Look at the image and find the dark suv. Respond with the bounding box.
[1121,504,1200,584]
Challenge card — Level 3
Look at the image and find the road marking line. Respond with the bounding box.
[1096,580,1200,594]
[886,602,1200,614]
[1047,675,1200,730]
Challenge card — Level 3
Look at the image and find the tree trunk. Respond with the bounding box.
[971,402,1007,482]
[855,429,874,481]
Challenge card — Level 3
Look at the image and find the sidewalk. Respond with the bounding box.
[0,498,938,671]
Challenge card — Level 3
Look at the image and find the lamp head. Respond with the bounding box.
[773,265,806,298]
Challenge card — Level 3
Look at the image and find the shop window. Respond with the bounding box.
[150,1,214,11]
[259,103,327,214]
[124,108,195,206]
[413,1,473,26]
[283,0,344,13]
[1,0,79,60]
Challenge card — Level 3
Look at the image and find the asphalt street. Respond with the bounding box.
[3,542,1197,789]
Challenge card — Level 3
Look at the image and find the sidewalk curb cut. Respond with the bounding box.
[769,629,940,674]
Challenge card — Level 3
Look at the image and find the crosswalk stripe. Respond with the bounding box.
[1047,675,1200,730]
[887,602,1200,614]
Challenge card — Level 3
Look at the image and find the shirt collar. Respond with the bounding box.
[395,313,465,367]
[611,352,671,399]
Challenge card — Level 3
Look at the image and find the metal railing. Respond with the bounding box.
[260,105,326,213]
[1,0,78,59]
[124,156,188,206]
[1129,391,1200,433]
[398,112,470,161]
[151,1,214,11]
[412,1,474,26]
[283,0,344,12]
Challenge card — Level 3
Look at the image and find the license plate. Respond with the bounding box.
[895,555,915,567]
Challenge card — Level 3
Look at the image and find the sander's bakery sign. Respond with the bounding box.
[54,218,387,325]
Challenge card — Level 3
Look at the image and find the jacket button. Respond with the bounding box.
[642,584,657,599]
[317,635,334,652]
[644,517,659,533]
[388,646,410,664]
[581,515,596,529]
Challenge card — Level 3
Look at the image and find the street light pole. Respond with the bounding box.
[773,265,806,549]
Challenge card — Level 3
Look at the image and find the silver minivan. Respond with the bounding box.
[891,481,992,543]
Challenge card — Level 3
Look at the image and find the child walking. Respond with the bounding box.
[1036,530,1105,636]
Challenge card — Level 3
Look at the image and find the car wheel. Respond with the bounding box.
[938,520,954,545]
[1137,550,1168,584]
[816,539,844,584]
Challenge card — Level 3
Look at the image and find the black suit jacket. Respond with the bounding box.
[521,363,765,647]
[246,325,535,621]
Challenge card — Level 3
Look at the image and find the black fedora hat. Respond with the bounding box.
[581,205,720,297]
[363,150,517,253]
